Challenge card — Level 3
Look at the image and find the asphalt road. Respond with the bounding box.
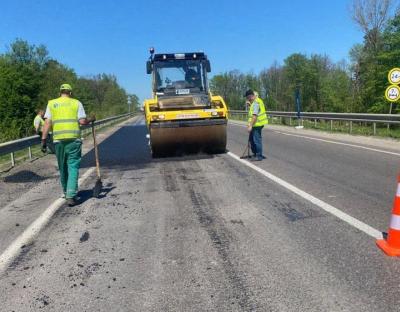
[0,116,400,311]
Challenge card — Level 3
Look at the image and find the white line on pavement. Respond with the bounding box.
[0,167,95,274]
[227,151,384,240]
[273,130,400,157]
[229,120,400,157]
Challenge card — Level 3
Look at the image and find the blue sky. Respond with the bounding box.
[1,0,363,101]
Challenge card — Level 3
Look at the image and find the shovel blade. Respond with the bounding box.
[93,179,103,198]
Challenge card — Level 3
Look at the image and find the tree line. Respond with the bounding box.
[210,0,400,115]
[0,39,139,142]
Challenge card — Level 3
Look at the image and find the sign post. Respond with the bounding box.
[295,88,303,129]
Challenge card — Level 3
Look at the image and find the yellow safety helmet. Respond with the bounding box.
[60,83,73,91]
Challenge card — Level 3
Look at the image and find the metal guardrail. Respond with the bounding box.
[228,110,400,135]
[229,110,400,123]
[0,113,134,168]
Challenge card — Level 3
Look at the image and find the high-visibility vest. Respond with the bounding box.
[33,115,44,132]
[48,97,80,140]
[248,98,268,127]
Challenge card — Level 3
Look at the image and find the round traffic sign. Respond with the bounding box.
[385,85,400,102]
[388,68,400,84]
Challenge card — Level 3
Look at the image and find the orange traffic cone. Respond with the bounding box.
[376,175,400,256]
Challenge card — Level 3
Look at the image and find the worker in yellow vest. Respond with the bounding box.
[33,109,45,135]
[34,109,56,154]
[245,89,268,161]
[41,84,95,206]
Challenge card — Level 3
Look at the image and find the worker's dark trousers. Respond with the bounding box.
[54,139,82,199]
[249,126,263,159]
[47,133,55,154]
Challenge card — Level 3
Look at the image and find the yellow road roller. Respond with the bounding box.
[144,49,228,157]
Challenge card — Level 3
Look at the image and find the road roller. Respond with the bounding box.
[144,49,228,157]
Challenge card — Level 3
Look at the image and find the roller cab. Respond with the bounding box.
[144,50,228,157]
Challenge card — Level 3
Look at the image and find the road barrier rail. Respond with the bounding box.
[228,110,400,134]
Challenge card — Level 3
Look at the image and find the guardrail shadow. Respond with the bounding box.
[2,170,48,183]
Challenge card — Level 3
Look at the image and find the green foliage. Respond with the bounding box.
[0,39,135,142]
[350,12,400,114]
[211,12,400,115]
[209,70,253,110]
[210,54,353,113]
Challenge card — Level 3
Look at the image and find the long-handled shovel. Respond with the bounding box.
[240,135,251,159]
[91,122,102,198]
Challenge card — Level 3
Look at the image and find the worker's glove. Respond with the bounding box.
[41,139,47,153]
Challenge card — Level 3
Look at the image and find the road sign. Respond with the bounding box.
[385,85,400,102]
[388,68,400,84]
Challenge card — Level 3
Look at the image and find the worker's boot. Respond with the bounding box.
[66,197,78,207]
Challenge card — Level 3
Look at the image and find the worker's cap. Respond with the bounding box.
[244,89,255,97]
[60,83,72,91]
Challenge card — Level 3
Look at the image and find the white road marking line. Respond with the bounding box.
[0,167,95,273]
[227,152,383,240]
[273,131,400,157]
[228,120,400,157]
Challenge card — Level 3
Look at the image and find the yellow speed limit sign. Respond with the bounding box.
[388,68,400,84]
[385,85,400,102]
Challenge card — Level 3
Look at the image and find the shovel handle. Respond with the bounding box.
[91,123,101,179]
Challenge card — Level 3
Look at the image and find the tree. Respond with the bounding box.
[351,0,393,52]
[211,53,353,114]
[349,1,399,113]
[0,39,136,142]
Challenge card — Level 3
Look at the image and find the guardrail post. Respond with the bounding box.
[289,117,292,126]
[350,121,353,134]
[314,119,317,128]
[330,120,333,131]
[28,147,32,160]
[10,152,15,167]
[373,123,377,135]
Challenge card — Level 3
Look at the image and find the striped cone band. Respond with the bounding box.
[392,180,400,214]
[397,181,400,197]
[390,214,400,231]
